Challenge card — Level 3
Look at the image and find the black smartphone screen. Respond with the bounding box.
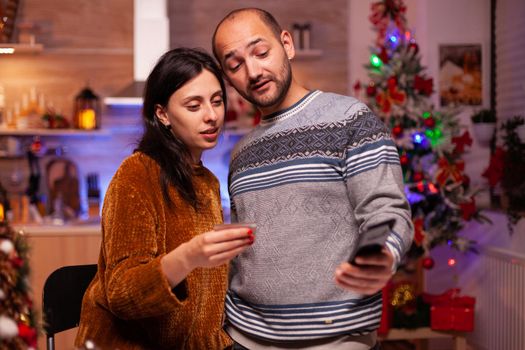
[349,220,394,264]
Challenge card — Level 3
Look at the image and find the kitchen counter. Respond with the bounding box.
[18,221,102,349]
[15,222,101,236]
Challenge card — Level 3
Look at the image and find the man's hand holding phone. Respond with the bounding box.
[335,220,395,295]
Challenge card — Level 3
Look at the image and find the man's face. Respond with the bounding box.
[214,14,292,111]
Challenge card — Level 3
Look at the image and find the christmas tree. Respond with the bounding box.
[355,0,488,269]
[0,202,38,350]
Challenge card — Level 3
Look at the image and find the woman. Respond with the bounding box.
[75,48,254,349]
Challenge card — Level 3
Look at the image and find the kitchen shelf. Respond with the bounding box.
[0,128,110,137]
[0,43,44,55]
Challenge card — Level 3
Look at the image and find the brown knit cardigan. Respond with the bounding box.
[75,152,232,350]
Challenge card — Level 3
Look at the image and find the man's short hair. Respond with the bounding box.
[212,8,283,61]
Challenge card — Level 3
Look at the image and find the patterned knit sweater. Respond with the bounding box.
[226,91,413,343]
[75,152,232,350]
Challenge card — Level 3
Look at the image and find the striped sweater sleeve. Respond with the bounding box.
[342,107,413,268]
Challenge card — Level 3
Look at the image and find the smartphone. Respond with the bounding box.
[214,223,257,235]
[348,220,394,264]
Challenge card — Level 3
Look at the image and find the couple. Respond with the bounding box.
[76,8,413,350]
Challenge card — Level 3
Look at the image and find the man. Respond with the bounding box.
[213,8,413,350]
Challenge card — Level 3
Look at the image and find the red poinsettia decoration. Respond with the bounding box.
[413,75,433,96]
[452,131,473,154]
[18,322,38,348]
[482,147,505,187]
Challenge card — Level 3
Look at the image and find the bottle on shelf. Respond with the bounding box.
[0,84,5,128]
[86,173,100,219]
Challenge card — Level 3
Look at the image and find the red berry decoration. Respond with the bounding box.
[392,125,403,138]
[408,42,419,55]
[400,154,409,166]
[422,257,434,269]
[366,85,377,97]
[423,117,435,128]
[413,171,424,182]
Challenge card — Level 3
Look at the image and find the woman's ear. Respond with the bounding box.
[280,30,296,60]
[155,104,170,127]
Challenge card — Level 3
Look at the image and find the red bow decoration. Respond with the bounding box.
[452,131,473,153]
[376,76,406,115]
[413,75,433,96]
[482,147,505,187]
[436,157,465,185]
[413,217,425,245]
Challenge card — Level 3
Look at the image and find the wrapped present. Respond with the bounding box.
[377,282,393,335]
[424,288,475,332]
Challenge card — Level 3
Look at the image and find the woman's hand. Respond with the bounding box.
[161,227,254,287]
[183,227,254,269]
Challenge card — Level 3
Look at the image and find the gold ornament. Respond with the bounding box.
[390,283,415,308]
[19,312,30,325]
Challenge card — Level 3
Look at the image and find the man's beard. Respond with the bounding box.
[242,60,292,109]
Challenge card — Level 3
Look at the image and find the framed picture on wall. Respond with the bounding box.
[439,44,482,107]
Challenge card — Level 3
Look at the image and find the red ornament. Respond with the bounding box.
[413,171,424,182]
[408,42,419,55]
[366,84,377,97]
[459,198,476,221]
[18,323,38,347]
[392,125,403,138]
[424,117,436,128]
[379,46,390,64]
[422,257,435,269]
[413,75,433,96]
[11,256,24,269]
[399,154,409,166]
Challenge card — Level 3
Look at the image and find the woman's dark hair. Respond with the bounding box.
[136,47,226,208]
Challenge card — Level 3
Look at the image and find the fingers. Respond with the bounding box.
[209,244,251,265]
[353,248,393,267]
[205,227,253,244]
[203,236,253,257]
[334,262,392,295]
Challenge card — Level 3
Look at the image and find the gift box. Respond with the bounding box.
[424,288,475,332]
[377,283,392,336]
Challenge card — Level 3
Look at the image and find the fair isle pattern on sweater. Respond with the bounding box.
[227,91,413,342]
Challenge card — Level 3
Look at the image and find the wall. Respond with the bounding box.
[169,0,349,95]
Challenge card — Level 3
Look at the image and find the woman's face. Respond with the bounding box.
[156,69,225,162]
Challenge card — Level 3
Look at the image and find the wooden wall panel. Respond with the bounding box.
[168,0,350,95]
[1,0,133,116]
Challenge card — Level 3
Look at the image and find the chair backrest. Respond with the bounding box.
[42,264,98,336]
